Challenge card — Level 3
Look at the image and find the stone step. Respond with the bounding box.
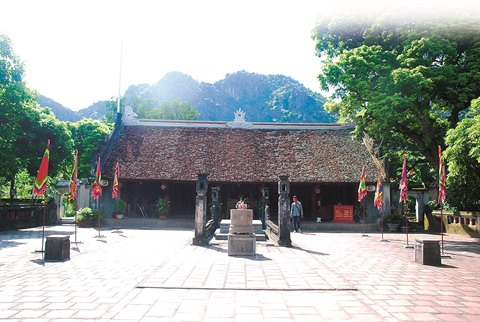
[215,219,266,241]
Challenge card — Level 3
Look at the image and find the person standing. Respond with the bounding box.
[290,195,304,232]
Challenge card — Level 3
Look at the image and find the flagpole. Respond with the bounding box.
[440,202,444,255]
[97,198,101,238]
[404,200,410,247]
[380,207,384,241]
[41,199,46,259]
[362,198,367,236]
[117,40,123,114]
[74,198,78,244]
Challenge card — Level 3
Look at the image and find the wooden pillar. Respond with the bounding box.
[278,175,292,247]
[193,174,208,245]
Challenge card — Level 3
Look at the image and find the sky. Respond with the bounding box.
[1,0,478,111]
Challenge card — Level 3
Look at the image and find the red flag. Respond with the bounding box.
[92,157,102,200]
[374,175,384,211]
[33,140,50,196]
[69,150,78,200]
[438,146,447,204]
[399,154,408,203]
[112,162,120,199]
[357,165,367,202]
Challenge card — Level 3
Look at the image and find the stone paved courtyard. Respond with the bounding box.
[0,218,479,321]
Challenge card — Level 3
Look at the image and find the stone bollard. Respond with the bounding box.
[228,209,256,256]
[415,239,441,266]
[45,235,70,261]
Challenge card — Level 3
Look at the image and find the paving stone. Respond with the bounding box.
[0,219,478,321]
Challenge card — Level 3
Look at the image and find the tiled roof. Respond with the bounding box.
[103,119,379,184]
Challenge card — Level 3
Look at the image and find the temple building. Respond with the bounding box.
[98,107,385,224]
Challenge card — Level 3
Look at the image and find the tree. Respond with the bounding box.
[145,99,200,120]
[67,119,112,179]
[0,34,34,182]
[444,98,480,210]
[313,14,480,184]
[1,35,73,195]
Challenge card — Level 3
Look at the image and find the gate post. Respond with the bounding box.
[278,176,292,247]
[211,186,220,226]
[193,173,209,245]
[261,186,270,229]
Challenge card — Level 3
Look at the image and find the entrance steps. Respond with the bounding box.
[214,219,266,241]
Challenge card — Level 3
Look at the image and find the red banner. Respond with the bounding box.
[333,205,354,223]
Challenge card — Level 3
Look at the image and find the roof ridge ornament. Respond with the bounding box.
[227,108,253,128]
[123,106,140,125]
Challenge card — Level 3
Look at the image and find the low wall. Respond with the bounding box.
[431,210,479,237]
[0,203,56,231]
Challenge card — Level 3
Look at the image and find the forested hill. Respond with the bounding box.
[39,71,337,123]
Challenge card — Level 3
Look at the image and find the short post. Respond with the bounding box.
[45,235,70,261]
[415,239,441,266]
[278,175,292,247]
[193,173,209,245]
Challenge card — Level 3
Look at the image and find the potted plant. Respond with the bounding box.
[155,197,169,219]
[77,207,95,227]
[384,212,402,232]
[114,198,127,219]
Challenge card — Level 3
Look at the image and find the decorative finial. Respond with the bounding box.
[233,109,246,123]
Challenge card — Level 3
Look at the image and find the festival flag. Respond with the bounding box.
[92,157,102,200]
[33,140,50,196]
[357,165,367,202]
[438,146,447,204]
[69,150,78,200]
[112,162,120,199]
[399,154,408,203]
[374,175,384,211]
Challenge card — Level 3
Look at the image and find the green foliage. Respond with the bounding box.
[77,207,105,223]
[384,213,403,224]
[155,198,169,215]
[67,118,112,178]
[63,200,76,217]
[313,14,480,186]
[145,99,200,120]
[114,198,127,214]
[77,207,94,221]
[1,34,74,189]
[444,98,480,210]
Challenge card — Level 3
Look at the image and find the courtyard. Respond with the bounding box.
[0,218,479,321]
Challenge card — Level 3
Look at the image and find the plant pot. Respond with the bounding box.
[159,215,167,220]
[77,219,96,228]
[387,223,400,232]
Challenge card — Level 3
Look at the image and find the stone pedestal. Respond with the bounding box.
[228,209,256,256]
[228,234,256,256]
[45,235,70,261]
[415,239,441,266]
[229,209,254,234]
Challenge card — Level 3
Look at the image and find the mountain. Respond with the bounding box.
[39,71,337,123]
[37,95,82,122]
[124,71,336,123]
[37,95,108,122]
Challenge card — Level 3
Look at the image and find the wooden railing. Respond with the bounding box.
[265,220,279,244]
